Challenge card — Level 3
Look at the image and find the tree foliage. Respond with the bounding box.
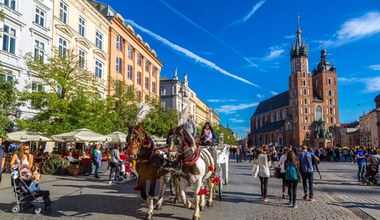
[0,66,17,137]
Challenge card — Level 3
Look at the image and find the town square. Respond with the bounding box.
[0,0,379,220]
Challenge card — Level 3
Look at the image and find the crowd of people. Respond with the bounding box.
[247,143,380,208]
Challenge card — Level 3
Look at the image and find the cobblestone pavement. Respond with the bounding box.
[0,160,378,220]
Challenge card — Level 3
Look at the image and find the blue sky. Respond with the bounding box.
[99,0,380,137]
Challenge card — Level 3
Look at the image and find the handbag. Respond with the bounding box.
[252,161,259,178]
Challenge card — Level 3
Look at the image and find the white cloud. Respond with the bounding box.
[252,45,285,62]
[284,35,295,39]
[335,12,380,46]
[232,0,266,25]
[207,99,238,103]
[216,102,259,114]
[338,77,361,85]
[363,77,380,93]
[230,118,246,123]
[126,19,260,88]
[256,94,264,99]
[158,0,259,68]
[271,91,278,95]
[369,64,380,71]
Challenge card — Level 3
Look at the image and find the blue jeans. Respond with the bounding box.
[358,162,366,180]
[301,171,314,199]
[94,163,100,177]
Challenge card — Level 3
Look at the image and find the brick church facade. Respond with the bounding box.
[248,24,340,147]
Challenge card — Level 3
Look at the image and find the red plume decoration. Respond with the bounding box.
[212,177,221,184]
[209,166,214,172]
[198,188,208,196]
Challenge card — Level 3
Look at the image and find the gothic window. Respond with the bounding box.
[303,72,306,77]
[315,105,322,121]
[304,98,307,105]
[305,107,308,114]
[303,80,306,86]
[330,108,333,115]
[331,117,334,124]
[328,78,332,85]
[328,90,332,96]
[304,89,307,95]
[305,117,309,123]
[330,99,333,106]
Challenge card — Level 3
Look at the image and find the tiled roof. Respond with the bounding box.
[253,91,289,117]
[250,120,286,134]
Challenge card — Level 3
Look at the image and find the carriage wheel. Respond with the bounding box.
[33,206,42,214]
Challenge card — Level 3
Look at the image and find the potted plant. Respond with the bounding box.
[67,164,81,176]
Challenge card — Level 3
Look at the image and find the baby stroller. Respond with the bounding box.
[364,164,379,186]
[10,165,52,214]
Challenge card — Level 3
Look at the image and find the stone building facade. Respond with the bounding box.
[359,94,380,148]
[249,24,340,147]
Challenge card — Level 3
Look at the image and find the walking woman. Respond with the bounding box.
[93,144,102,179]
[285,150,302,208]
[279,147,291,198]
[258,145,270,201]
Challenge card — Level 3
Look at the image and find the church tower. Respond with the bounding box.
[288,21,313,146]
[312,48,339,128]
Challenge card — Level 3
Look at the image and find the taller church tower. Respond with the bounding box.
[288,22,314,146]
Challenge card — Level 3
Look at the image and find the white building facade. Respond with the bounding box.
[0,0,53,119]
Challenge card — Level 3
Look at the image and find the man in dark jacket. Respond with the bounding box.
[298,145,317,202]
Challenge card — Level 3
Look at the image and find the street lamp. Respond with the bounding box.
[179,84,188,111]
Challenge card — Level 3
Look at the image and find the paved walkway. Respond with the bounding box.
[0,161,378,220]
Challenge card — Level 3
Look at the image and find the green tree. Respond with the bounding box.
[143,101,178,137]
[0,66,17,137]
[18,49,113,135]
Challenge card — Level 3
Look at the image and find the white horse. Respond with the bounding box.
[167,127,218,220]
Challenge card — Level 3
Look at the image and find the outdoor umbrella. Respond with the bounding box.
[51,128,108,143]
[107,131,127,143]
[6,131,51,142]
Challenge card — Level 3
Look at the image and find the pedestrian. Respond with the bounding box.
[343,148,348,162]
[242,145,247,162]
[9,144,34,170]
[285,149,302,208]
[109,145,122,184]
[236,146,241,163]
[249,147,255,163]
[279,147,290,199]
[355,146,367,182]
[8,142,19,153]
[258,145,270,202]
[93,144,102,179]
[298,145,316,202]
[184,114,197,138]
[0,137,5,183]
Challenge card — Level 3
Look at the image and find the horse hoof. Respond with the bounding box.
[155,204,162,210]
[173,198,178,204]
[207,201,213,207]
[192,216,200,220]
[200,206,205,211]
[145,214,153,220]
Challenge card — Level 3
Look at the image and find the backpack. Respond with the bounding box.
[285,162,298,181]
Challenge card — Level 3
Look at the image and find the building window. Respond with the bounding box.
[304,98,307,105]
[303,72,306,77]
[152,81,156,93]
[331,117,334,124]
[95,31,103,50]
[127,65,133,79]
[161,101,166,108]
[152,66,157,77]
[303,80,306,86]
[34,40,45,63]
[304,89,307,95]
[305,117,309,123]
[0,73,14,82]
[305,107,308,114]
[282,110,286,120]
[330,98,333,106]
[4,0,16,10]
[328,78,332,85]
[137,71,141,85]
[58,37,67,56]
[31,82,43,108]
[59,1,68,24]
[137,53,142,66]
[328,90,332,96]
[276,111,280,121]
[78,17,86,37]
[95,60,103,78]
[145,60,150,72]
[161,87,166,95]
[128,45,133,59]
[116,57,122,73]
[145,77,149,90]
[2,24,16,54]
[78,49,86,69]
[35,8,45,27]
[116,35,123,51]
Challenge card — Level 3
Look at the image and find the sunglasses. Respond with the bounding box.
[24,148,30,150]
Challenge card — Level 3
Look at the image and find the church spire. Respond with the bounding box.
[296,15,302,48]
[290,15,308,59]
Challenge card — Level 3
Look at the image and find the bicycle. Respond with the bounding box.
[35,156,55,175]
